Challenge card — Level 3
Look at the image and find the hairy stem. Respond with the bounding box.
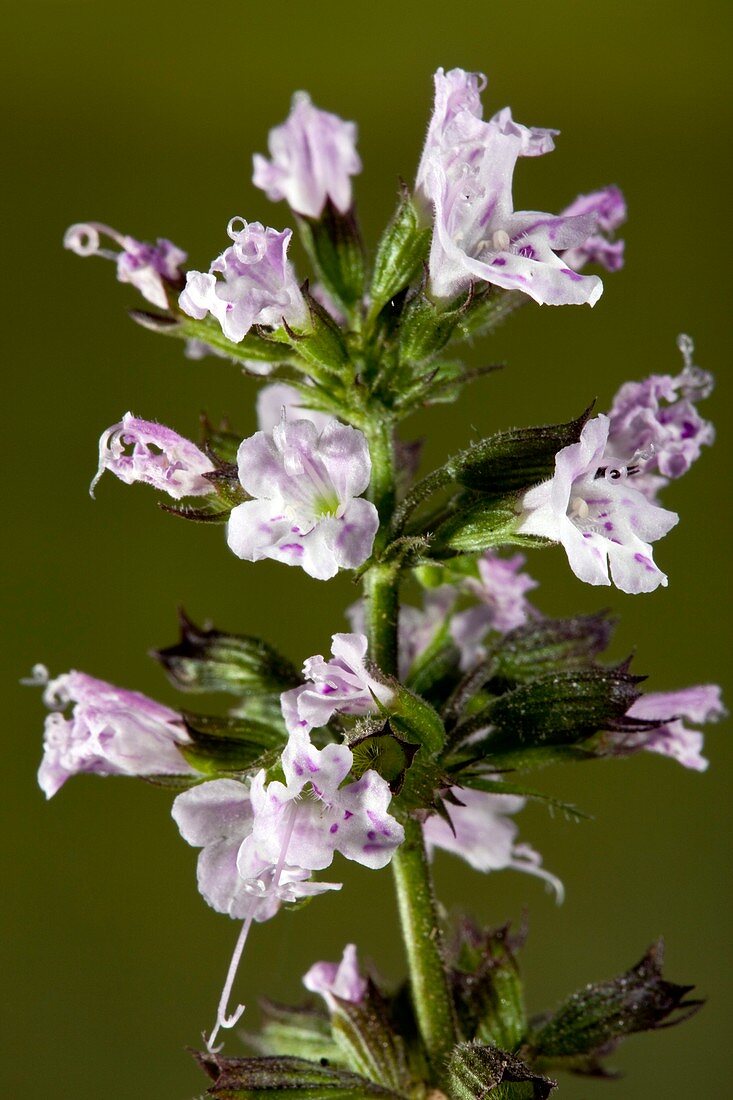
[391,817,457,1076]
[363,412,457,1079]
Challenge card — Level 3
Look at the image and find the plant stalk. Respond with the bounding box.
[363,412,457,1080]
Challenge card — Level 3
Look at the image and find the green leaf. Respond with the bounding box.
[159,500,233,524]
[431,495,541,555]
[457,668,645,769]
[397,292,466,366]
[454,288,527,341]
[405,639,461,705]
[193,1052,405,1098]
[450,921,528,1051]
[452,777,589,825]
[130,310,295,366]
[247,1001,342,1065]
[179,711,287,774]
[368,188,431,320]
[386,683,446,755]
[297,203,366,313]
[488,614,615,686]
[450,407,593,497]
[153,609,300,695]
[527,941,702,1078]
[199,415,245,465]
[285,287,351,378]
[446,1042,556,1099]
[330,984,413,1094]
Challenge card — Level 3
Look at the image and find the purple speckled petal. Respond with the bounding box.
[228,418,376,580]
[283,633,392,734]
[249,728,402,873]
[606,348,715,496]
[626,686,725,771]
[35,669,194,798]
[416,70,605,306]
[517,415,678,593]
[171,778,253,847]
[91,412,214,499]
[179,220,307,342]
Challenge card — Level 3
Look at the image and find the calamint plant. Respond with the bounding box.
[36,67,724,1096]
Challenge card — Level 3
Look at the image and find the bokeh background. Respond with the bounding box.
[4,2,732,1096]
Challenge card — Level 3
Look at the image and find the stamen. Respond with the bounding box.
[569,496,589,520]
[63,221,124,260]
[204,801,300,1054]
[491,229,510,251]
[227,216,248,239]
[677,332,695,372]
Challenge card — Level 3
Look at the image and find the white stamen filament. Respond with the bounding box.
[205,801,300,1054]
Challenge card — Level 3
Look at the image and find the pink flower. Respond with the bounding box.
[90,413,214,499]
[281,633,393,735]
[253,92,361,218]
[451,553,538,670]
[560,187,627,272]
[303,944,367,1008]
[625,686,725,771]
[33,667,195,798]
[227,419,379,580]
[517,415,678,593]
[64,222,186,309]
[179,219,307,342]
[416,68,603,307]
[424,787,563,901]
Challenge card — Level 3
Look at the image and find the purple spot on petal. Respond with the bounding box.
[330,823,339,834]
[560,267,583,282]
[518,244,536,259]
[294,763,304,777]
[491,257,506,267]
[604,522,614,531]
[343,810,353,820]
[367,830,377,841]
[280,543,304,555]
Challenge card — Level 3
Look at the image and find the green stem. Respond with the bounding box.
[365,417,397,549]
[391,818,457,1076]
[363,414,457,1080]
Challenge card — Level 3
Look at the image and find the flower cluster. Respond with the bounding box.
[49,61,724,1091]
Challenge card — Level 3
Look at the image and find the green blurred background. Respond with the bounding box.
[5,1,731,1096]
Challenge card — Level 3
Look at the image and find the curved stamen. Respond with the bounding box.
[204,802,300,1054]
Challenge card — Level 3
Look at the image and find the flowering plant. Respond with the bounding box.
[39,66,724,1097]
